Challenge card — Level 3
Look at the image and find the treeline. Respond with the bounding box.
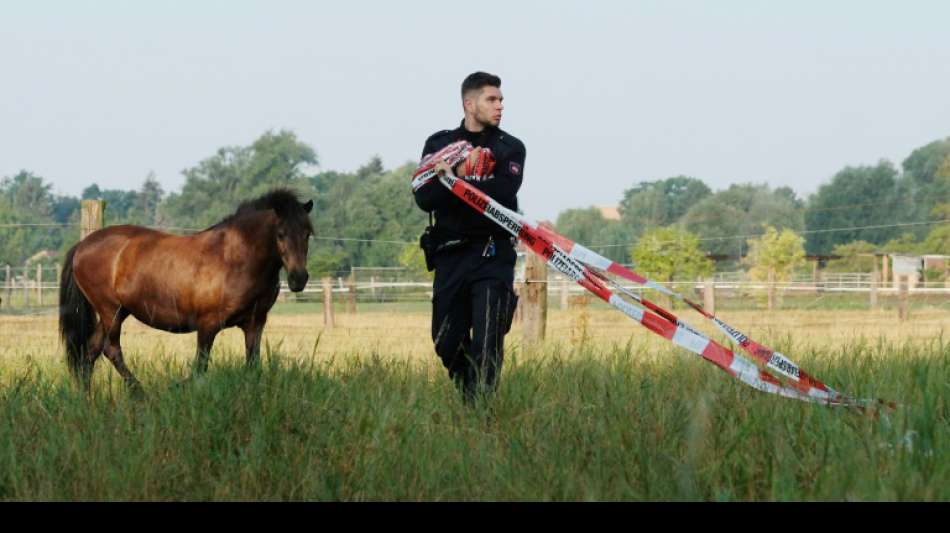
[555,137,950,265]
[2,131,948,276]
[0,130,426,275]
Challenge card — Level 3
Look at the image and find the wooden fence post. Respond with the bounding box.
[704,277,715,315]
[22,264,29,306]
[3,264,10,308]
[898,275,909,322]
[522,253,547,345]
[322,276,334,328]
[569,293,591,346]
[512,281,523,324]
[882,255,890,287]
[346,273,357,314]
[81,199,105,240]
[560,276,569,310]
[36,263,43,306]
[870,262,879,311]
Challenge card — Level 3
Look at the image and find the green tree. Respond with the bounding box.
[0,171,65,265]
[307,248,347,278]
[920,224,950,255]
[803,161,902,254]
[50,195,80,224]
[900,137,950,230]
[81,184,102,199]
[355,155,385,180]
[240,130,318,199]
[130,172,165,226]
[823,240,878,273]
[589,219,636,264]
[398,243,433,281]
[161,130,318,229]
[619,176,711,236]
[1,170,53,216]
[744,226,806,283]
[681,183,804,256]
[555,207,607,248]
[103,190,140,223]
[81,183,140,224]
[926,153,950,221]
[630,226,713,283]
[881,232,919,254]
[555,207,635,264]
[159,146,250,228]
[306,159,426,271]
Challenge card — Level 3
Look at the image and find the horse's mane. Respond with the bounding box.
[206,188,312,232]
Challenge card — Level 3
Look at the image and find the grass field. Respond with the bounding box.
[0,303,946,501]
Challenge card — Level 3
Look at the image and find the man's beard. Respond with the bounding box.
[475,110,498,127]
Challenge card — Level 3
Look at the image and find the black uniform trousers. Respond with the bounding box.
[430,240,518,403]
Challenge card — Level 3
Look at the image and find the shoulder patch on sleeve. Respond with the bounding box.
[508,161,522,176]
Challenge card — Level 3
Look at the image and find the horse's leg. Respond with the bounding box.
[78,326,106,393]
[241,318,266,369]
[100,308,144,397]
[193,328,219,375]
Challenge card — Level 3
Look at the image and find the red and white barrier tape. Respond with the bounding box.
[411,141,473,192]
[532,223,845,398]
[414,142,893,409]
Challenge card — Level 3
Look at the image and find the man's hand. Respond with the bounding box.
[433,160,455,177]
[455,147,496,180]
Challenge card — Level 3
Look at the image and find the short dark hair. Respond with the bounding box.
[461,71,501,100]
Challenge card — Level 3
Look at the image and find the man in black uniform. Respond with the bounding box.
[413,71,526,403]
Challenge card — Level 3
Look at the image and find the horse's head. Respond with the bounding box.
[274,198,314,292]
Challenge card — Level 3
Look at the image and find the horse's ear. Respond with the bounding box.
[303,199,313,213]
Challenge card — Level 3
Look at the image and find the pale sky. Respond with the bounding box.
[2,0,948,221]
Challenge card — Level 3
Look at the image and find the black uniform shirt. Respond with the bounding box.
[414,120,526,241]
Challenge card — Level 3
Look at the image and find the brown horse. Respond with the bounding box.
[58,188,314,395]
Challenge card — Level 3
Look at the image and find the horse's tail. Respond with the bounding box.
[59,244,97,384]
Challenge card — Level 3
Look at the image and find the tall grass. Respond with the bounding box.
[0,333,945,501]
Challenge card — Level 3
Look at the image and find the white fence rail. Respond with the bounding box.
[3,264,948,310]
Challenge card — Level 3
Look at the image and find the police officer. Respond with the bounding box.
[413,71,526,403]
